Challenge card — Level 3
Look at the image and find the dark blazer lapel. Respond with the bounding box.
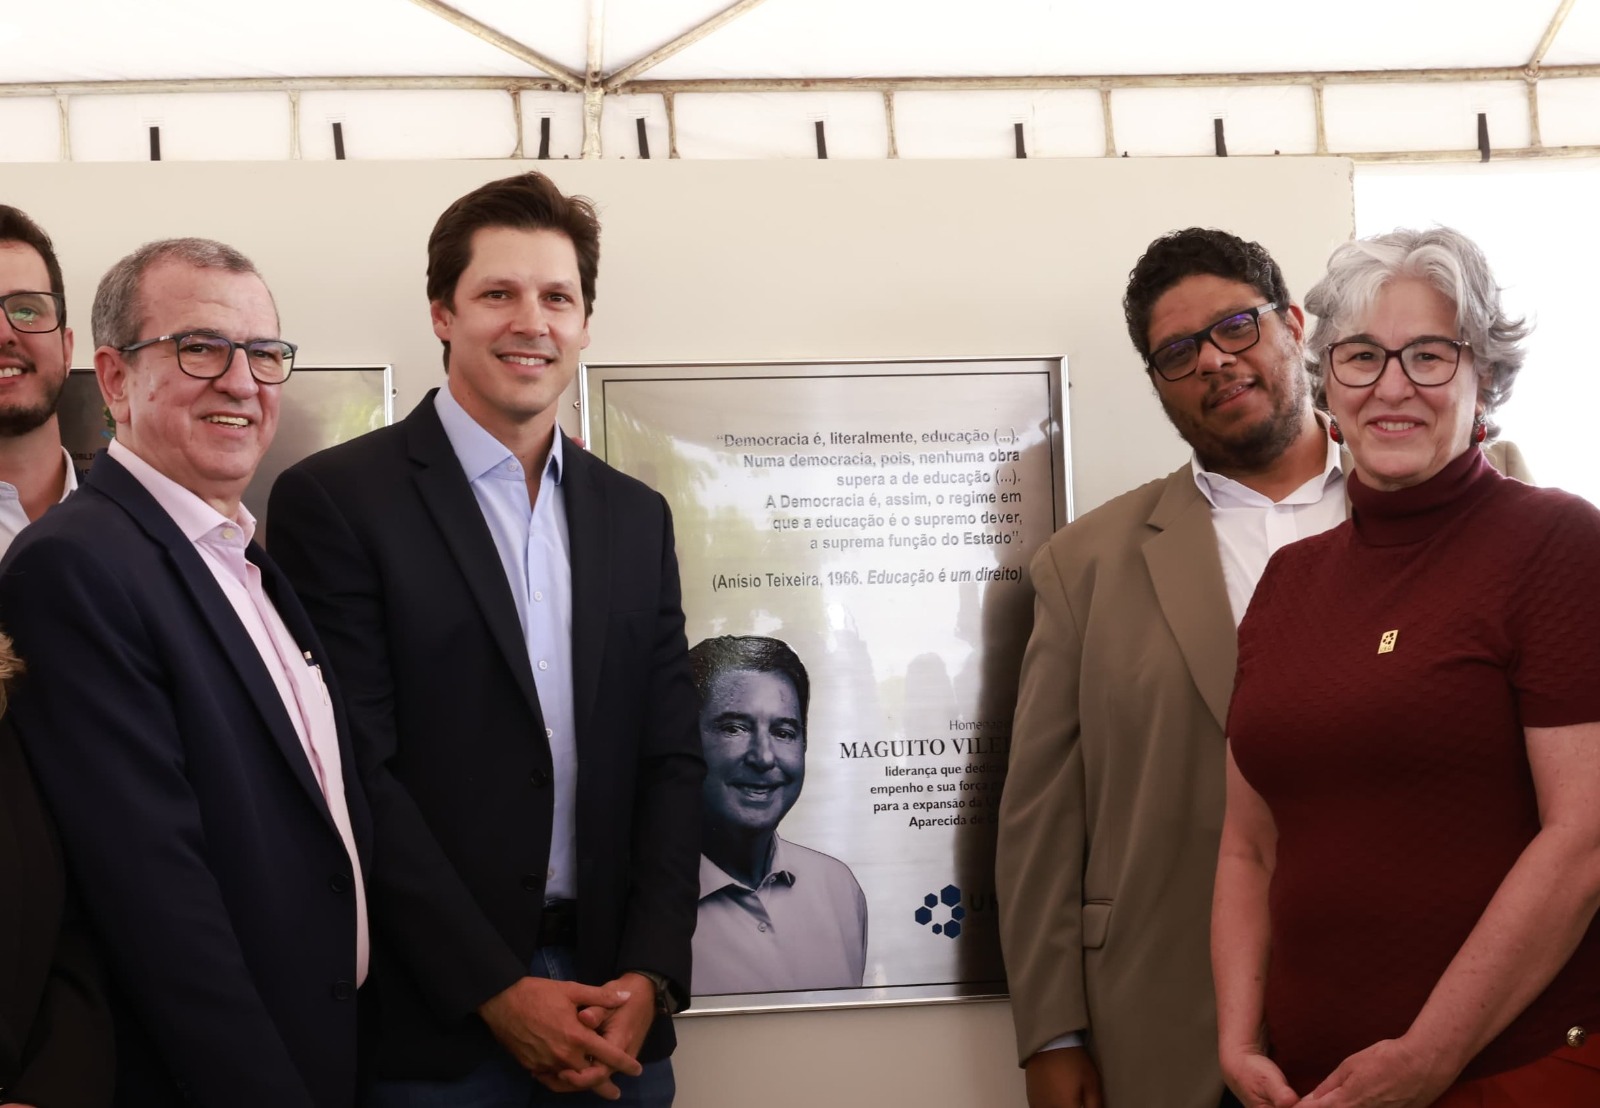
[1142,468,1238,731]
[253,547,368,854]
[84,456,333,816]
[404,394,544,720]
[561,435,610,740]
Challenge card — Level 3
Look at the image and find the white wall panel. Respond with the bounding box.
[70,94,291,162]
[1323,81,1531,153]
[674,93,889,159]
[1113,86,1318,157]
[299,91,517,160]
[1535,78,1600,147]
[0,99,63,163]
[517,92,586,162]
[894,91,1103,159]
[599,94,671,160]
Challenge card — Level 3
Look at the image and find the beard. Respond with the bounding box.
[0,359,67,438]
[1159,341,1315,477]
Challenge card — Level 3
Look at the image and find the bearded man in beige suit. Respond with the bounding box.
[998,229,1536,1108]
[997,228,1345,1108]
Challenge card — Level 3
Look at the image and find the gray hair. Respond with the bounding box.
[1303,226,1529,437]
[91,237,269,351]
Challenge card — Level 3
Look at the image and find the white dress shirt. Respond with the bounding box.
[1191,429,1346,626]
[0,446,77,559]
[433,386,579,900]
[108,439,369,983]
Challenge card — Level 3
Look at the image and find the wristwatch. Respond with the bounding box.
[632,969,678,1015]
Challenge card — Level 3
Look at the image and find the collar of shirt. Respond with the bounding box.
[433,383,564,488]
[61,448,79,498]
[699,836,800,899]
[1190,413,1344,510]
[108,439,254,545]
[0,446,82,504]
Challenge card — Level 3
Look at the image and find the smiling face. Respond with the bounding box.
[0,240,72,438]
[700,668,807,842]
[1325,277,1481,492]
[95,260,280,516]
[1146,273,1312,476]
[432,225,590,449]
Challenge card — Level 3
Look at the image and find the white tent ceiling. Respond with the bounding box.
[5,0,1600,161]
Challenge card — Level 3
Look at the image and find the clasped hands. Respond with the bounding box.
[479,971,658,1100]
[1224,1036,1456,1108]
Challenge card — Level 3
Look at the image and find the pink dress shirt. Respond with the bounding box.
[107,440,368,983]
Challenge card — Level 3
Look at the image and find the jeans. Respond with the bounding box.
[366,945,675,1108]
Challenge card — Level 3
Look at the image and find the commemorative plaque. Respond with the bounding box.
[581,358,1069,1012]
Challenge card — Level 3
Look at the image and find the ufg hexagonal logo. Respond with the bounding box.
[914,883,966,939]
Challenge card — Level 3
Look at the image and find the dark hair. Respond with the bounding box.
[689,635,810,734]
[0,205,67,327]
[1123,227,1291,360]
[426,172,600,369]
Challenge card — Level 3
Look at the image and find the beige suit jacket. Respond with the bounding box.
[996,439,1530,1108]
[998,463,1237,1108]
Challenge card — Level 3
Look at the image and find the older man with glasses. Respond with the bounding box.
[0,238,371,1108]
[997,227,1348,1108]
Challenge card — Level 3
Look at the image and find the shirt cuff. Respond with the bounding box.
[1036,1031,1087,1053]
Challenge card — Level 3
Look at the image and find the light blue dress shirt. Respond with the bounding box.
[434,386,578,900]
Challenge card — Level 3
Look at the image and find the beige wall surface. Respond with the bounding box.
[0,157,1352,1105]
[3,157,1350,514]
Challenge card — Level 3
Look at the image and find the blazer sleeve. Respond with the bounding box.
[614,500,705,1012]
[267,465,528,1019]
[9,884,115,1108]
[0,535,317,1107]
[995,538,1091,1064]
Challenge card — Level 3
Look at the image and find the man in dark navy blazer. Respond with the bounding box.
[0,238,371,1108]
[268,172,703,1106]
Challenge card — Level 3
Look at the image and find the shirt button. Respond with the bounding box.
[222,528,236,540]
[757,922,768,932]
[547,867,556,880]
[332,980,356,1001]
[545,727,553,739]
[534,590,543,602]
[537,660,549,671]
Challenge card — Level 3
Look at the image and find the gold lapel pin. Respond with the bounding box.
[1378,630,1399,654]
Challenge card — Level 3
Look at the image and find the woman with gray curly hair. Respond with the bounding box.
[1213,227,1600,1107]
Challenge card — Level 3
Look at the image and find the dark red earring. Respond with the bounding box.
[1473,414,1488,444]
[1329,419,1343,444]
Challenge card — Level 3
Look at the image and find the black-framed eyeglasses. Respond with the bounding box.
[1147,302,1281,381]
[118,331,298,384]
[1324,338,1470,389]
[0,291,65,335]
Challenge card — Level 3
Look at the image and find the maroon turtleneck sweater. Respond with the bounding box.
[1228,447,1600,1094]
